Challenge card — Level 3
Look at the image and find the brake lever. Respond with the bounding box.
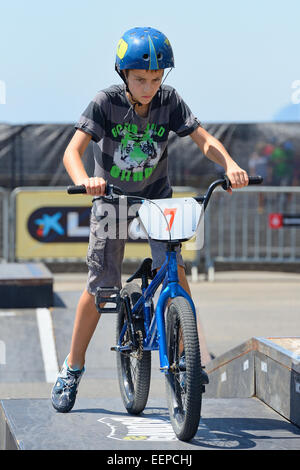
[105,184,114,198]
[222,175,231,190]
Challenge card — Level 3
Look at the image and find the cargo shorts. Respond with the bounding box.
[86,201,185,295]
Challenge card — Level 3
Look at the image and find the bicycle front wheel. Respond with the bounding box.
[165,296,202,441]
[116,282,151,415]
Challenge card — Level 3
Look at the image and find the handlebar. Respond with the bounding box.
[67,183,118,195]
[67,175,263,211]
[200,175,263,209]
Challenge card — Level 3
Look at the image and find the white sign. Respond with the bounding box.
[138,197,204,246]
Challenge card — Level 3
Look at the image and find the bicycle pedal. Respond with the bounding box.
[95,287,121,314]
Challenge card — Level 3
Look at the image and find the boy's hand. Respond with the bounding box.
[83,177,106,196]
[225,166,249,194]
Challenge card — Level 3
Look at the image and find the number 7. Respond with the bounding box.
[163,208,177,231]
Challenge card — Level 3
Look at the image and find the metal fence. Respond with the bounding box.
[203,186,300,280]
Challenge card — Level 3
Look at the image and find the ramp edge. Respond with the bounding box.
[206,336,300,428]
[0,401,19,450]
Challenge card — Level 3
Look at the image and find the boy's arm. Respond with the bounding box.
[63,129,106,196]
[190,126,249,191]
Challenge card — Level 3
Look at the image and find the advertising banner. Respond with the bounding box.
[15,189,93,260]
[269,213,300,229]
[14,188,199,262]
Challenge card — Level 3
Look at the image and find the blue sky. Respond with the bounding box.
[1,0,300,124]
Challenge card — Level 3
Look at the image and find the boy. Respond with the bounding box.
[51,27,248,413]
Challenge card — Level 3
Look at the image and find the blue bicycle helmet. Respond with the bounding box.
[115,27,175,73]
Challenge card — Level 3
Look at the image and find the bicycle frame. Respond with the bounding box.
[117,248,196,373]
[116,179,235,371]
[67,175,263,373]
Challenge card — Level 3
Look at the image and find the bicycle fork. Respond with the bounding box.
[155,251,197,373]
[123,295,139,350]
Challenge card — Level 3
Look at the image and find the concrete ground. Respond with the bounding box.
[53,269,300,359]
[0,269,299,401]
[1,270,300,451]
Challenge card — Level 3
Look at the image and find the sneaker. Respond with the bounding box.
[51,357,85,413]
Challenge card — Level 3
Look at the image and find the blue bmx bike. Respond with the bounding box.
[68,175,262,441]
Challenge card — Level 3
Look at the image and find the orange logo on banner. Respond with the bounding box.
[163,208,177,231]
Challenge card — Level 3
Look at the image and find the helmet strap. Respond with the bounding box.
[127,90,143,108]
[115,65,173,107]
[115,65,143,107]
[160,68,172,87]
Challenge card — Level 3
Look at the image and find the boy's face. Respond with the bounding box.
[126,69,164,105]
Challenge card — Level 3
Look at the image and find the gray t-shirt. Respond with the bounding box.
[75,84,200,199]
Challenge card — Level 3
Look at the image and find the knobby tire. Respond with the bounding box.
[165,296,203,441]
[116,283,151,415]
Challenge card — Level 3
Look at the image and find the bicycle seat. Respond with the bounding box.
[126,257,155,283]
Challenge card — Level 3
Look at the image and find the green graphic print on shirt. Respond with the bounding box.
[110,122,166,183]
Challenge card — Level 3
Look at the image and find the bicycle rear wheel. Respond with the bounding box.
[116,282,151,415]
[165,296,202,441]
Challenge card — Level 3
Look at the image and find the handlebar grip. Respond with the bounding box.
[248,176,263,185]
[222,174,263,190]
[67,183,124,196]
[67,185,87,194]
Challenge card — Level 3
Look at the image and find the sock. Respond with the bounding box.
[64,357,83,372]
